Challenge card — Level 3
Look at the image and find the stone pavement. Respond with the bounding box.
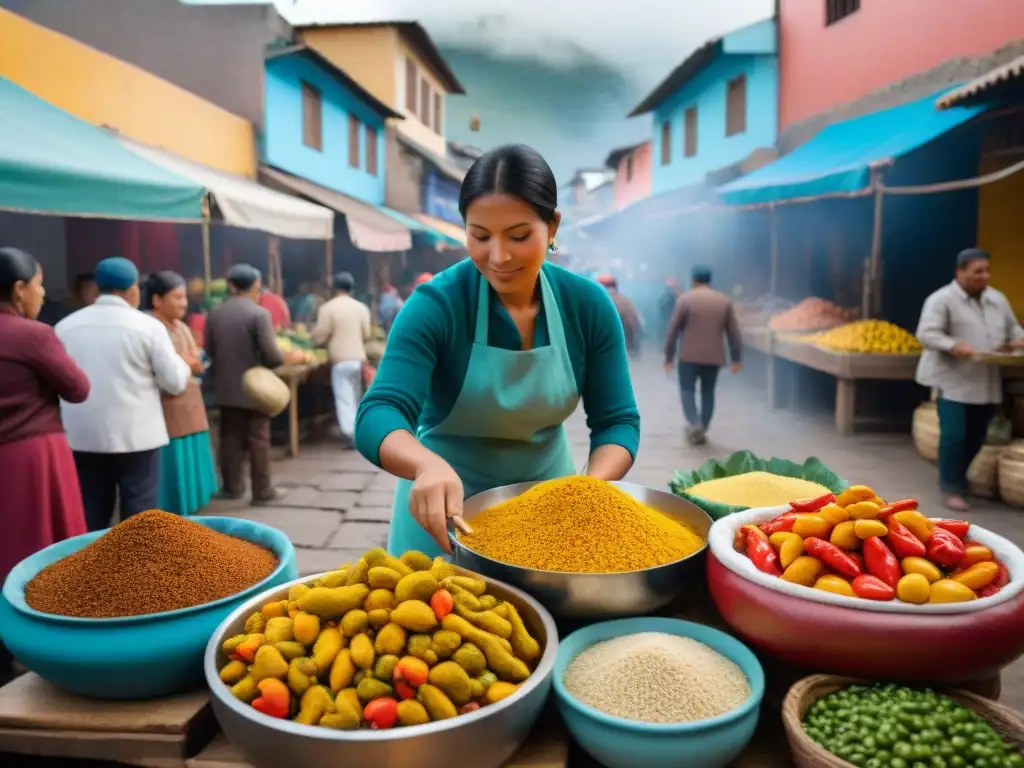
[203,353,1024,707]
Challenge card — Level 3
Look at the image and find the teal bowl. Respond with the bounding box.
[0,517,297,700]
[553,618,764,768]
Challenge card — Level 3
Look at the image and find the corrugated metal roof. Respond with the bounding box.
[936,55,1024,109]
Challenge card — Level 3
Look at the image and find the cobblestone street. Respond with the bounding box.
[203,353,1024,708]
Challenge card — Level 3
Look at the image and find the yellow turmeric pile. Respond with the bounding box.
[457,476,705,573]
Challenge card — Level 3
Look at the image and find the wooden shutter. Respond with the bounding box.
[301,81,322,151]
[348,114,360,169]
[420,78,431,127]
[726,76,747,136]
[660,121,671,165]
[433,92,442,134]
[366,125,378,176]
[684,107,698,157]
[405,57,417,114]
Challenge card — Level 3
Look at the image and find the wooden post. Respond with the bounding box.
[200,196,212,300]
[864,168,885,319]
[324,238,333,288]
[767,204,779,409]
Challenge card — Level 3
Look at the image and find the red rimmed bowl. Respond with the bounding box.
[706,506,1024,683]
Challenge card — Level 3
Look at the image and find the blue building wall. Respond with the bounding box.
[651,52,778,196]
[263,55,386,205]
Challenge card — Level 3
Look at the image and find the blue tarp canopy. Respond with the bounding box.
[378,206,463,250]
[718,88,986,207]
[0,77,205,220]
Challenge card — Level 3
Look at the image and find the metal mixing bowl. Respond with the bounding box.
[205,569,558,768]
[450,481,712,621]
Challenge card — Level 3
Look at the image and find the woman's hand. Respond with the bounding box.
[410,455,466,553]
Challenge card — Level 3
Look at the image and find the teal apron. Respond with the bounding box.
[387,270,580,557]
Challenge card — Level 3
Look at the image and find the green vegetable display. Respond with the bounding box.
[802,683,1024,768]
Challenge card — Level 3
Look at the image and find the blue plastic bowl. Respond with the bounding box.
[553,617,764,768]
[0,517,297,700]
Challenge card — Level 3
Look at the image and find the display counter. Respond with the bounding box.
[272,363,328,457]
[0,586,1001,768]
[742,328,921,435]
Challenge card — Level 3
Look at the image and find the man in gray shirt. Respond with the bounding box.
[915,248,1024,511]
[663,265,742,445]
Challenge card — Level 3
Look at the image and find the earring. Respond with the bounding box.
[548,239,558,253]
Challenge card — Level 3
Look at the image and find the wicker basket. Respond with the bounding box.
[242,366,291,417]
[968,444,1003,499]
[912,402,939,462]
[782,675,1024,768]
[999,449,1024,508]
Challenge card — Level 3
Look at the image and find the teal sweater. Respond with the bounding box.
[355,260,640,467]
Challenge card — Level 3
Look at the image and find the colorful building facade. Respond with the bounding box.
[778,0,1024,132]
[605,142,652,211]
[263,46,394,205]
[0,8,255,177]
[632,19,778,196]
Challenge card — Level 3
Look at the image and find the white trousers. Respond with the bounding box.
[331,360,363,440]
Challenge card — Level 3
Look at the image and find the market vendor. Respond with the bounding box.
[355,144,640,556]
[915,247,1024,511]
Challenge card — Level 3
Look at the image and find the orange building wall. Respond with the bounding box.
[0,9,256,177]
[614,142,652,211]
[779,0,1024,130]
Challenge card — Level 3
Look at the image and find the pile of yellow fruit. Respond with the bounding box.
[217,547,540,731]
[803,320,922,355]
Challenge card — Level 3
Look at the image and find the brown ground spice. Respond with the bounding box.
[25,510,279,618]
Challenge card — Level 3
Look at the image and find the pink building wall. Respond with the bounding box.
[613,141,652,210]
[779,0,1024,130]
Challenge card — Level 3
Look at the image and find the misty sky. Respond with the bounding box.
[279,0,773,89]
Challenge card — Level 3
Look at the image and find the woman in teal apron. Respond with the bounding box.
[355,144,641,557]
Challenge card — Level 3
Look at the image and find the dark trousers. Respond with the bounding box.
[74,449,161,532]
[937,398,993,495]
[678,362,721,430]
[219,406,272,498]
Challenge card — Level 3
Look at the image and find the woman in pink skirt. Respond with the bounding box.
[0,247,90,677]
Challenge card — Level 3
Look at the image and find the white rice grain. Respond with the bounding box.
[563,632,751,724]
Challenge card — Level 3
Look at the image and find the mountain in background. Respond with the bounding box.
[439,39,650,184]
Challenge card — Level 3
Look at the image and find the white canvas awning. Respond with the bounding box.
[117,136,334,241]
[260,166,413,252]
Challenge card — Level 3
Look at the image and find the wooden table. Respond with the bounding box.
[0,591,1003,768]
[741,327,922,436]
[272,363,323,458]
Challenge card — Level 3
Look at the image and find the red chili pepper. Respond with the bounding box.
[734,524,767,553]
[931,519,970,540]
[760,512,799,536]
[977,584,1001,598]
[746,534,782,576]
[862,536,901,589]
[994,560,1010,588]
[848,552,865,571]
[803,537,862,579]
[877,499,917,519]
[790,493,836,513]
[851,573,896,601]
[884,517,927,559]
[926,528,966,568]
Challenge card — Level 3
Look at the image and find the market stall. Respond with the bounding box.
[0,463,1021,768]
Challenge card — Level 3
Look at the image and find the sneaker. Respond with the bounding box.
[942,493,970,512]
[252,488,288,506]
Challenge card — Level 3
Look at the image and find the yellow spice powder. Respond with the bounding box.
[457,476,705,573]
[685,471,830,508]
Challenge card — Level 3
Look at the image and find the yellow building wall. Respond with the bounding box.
[977,155,1024,320]
[0,9,255,178]
[301,26,399,108]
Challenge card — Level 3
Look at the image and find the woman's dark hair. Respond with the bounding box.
[0,247,39,302]
[227,264,261,292]
[143,270,186,310]
[459,144,558,222]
